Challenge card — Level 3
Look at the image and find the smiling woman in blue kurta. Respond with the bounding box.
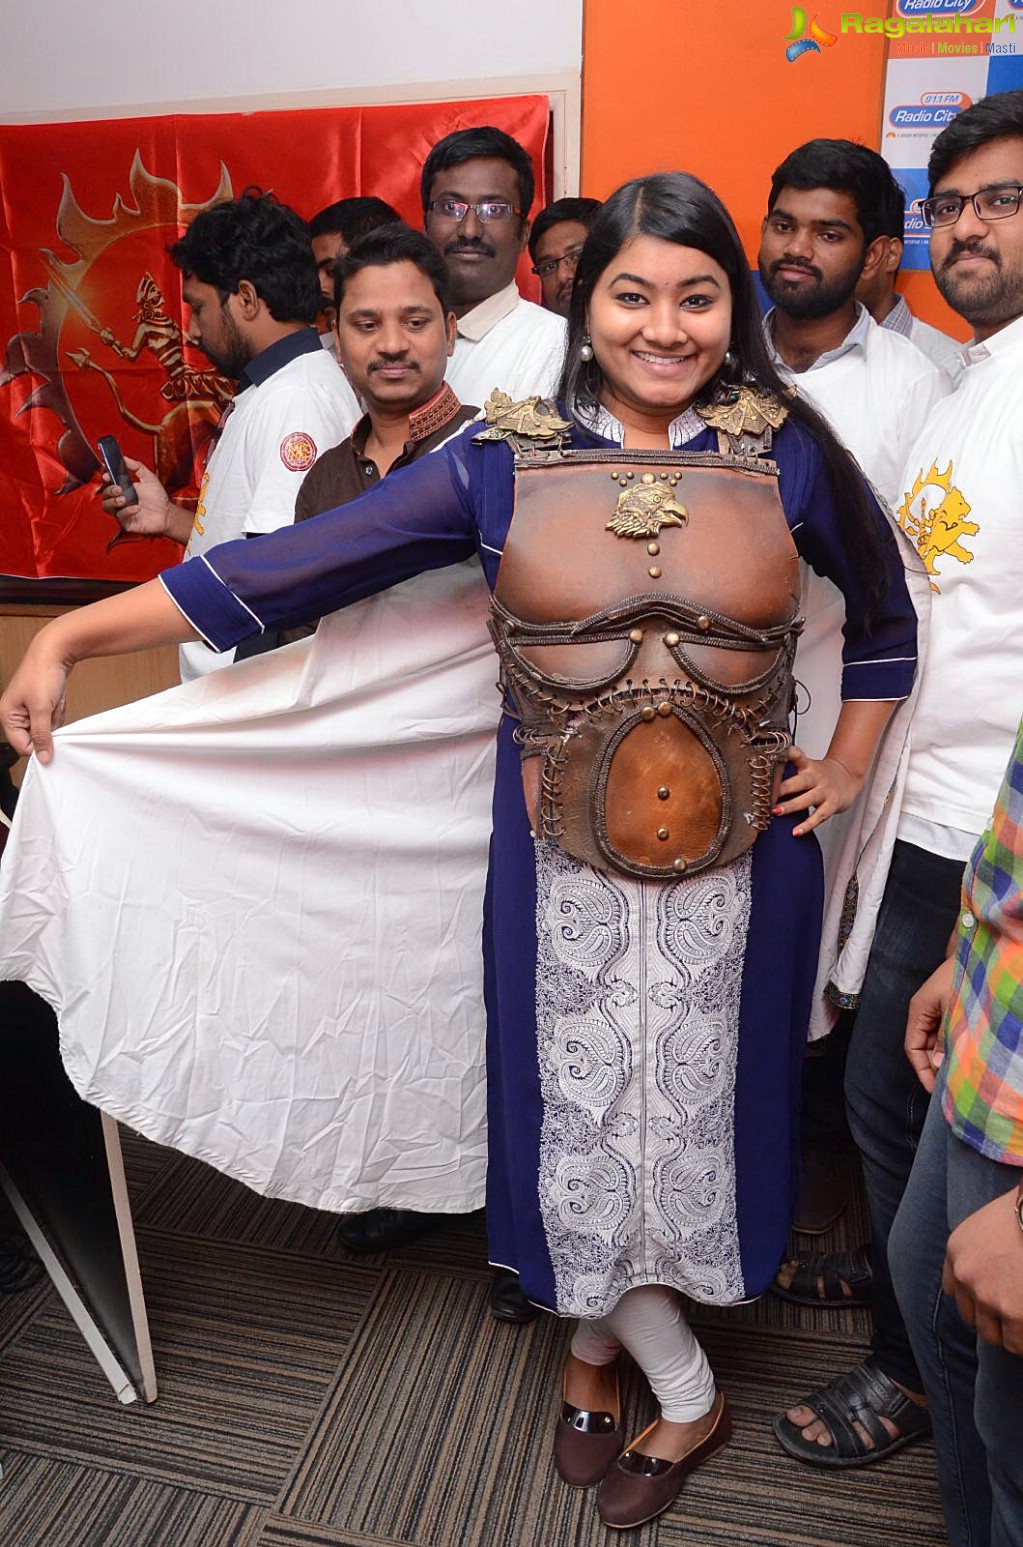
[0,174,916,1532]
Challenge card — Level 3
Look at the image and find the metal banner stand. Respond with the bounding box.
[0,983,156,1404]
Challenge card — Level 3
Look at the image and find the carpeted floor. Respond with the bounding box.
[0,1133,947,1547]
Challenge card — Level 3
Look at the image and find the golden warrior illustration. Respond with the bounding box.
[1,156,235,513]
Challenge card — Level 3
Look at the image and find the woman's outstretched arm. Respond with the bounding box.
[2,431,485,766]
[1,579,197,764]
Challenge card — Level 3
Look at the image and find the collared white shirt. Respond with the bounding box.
[882,293,966,382]
[776,298,873,370]
[765,301,950,506]
[180,336,357,680]
[445,281,566,408]
[895,311,1023,857]
[576,398,707,447]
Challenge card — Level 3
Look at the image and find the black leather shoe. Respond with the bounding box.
[489,1267,539,1324]
[338,1208,443,1252]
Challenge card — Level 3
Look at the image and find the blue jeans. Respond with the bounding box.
[890,1084,1023,1547]
[844,840,965,1390]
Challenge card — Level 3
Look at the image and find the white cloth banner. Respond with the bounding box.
[0,560,498,1214]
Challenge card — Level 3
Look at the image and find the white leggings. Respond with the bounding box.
[570,1284,716,1422]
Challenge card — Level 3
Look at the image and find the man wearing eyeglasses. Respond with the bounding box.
[421,126,566,408]
[776,94,1023,1511]
[528,197,602,317]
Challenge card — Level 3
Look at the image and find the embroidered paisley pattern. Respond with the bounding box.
[544,872,625,979]
[535,839,751,1315]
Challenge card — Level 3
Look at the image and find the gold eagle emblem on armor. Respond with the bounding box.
[606,482,689,538]
[474,390,573,442]
[695,385,789,439]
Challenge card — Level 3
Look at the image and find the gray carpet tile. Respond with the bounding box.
[258,1521,450,1547]
[272,1268,945,1547]
[0,1454,267,1547]
[278,1271,573,1543]
[657,1325,945,1547]
[0,1132,950,1547]
[119,1131,178,1207]
[0,1275,49,1356]
[129,1150,352,1255]
[128,1148,490,1276]
[0,1231,374,1500]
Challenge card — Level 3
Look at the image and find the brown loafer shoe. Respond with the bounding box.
[597,1391,732,1529]
[554,1365,623,1488]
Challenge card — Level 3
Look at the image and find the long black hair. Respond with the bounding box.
[558,172,892,605]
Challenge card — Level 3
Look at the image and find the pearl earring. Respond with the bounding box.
[580,335,594,363]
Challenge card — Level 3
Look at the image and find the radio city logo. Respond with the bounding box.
[890,91,971,129]
[895,0,984,13]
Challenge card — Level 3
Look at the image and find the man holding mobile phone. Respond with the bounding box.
[101,189,358,681]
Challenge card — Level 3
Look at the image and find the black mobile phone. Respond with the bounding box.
[97,435,138,506]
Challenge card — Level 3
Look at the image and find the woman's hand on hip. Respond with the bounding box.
[775,746,862,837]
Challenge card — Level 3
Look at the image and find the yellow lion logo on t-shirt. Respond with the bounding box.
[897,461,978,594]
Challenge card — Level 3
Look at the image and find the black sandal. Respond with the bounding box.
[770,1246,873,1308]
[773,1357,931,1469]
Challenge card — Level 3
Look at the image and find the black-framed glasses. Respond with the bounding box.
[425,199,521,224]
[531,248,583,280]
[919,182,1023,228]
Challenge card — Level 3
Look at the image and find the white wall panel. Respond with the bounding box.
[0,0,582,119]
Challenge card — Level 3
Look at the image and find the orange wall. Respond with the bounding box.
[580,0,968,338]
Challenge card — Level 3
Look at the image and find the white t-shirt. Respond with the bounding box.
[895,312,1023,856]
[180,335,357,679]
[445,282,566,408]
[768,303,951,506]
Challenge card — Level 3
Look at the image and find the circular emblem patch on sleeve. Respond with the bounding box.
[280,431,318,471]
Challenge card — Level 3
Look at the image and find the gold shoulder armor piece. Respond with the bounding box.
[473,390,573,444]
[696,385,789,440]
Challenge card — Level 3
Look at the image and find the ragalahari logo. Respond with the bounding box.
[785,7,839,59]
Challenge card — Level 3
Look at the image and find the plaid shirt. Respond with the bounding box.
[943,714,1023,1165]
[882,293,914,340]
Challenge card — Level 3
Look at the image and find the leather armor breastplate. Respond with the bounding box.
[490,448,803,881]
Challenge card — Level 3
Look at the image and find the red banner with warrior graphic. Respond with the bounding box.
[0,95,550,586]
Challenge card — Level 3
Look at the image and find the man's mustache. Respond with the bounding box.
[940,238,1000,273]
[445,238,496,259]
[368,357,419,372]
[768,257,822,283]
